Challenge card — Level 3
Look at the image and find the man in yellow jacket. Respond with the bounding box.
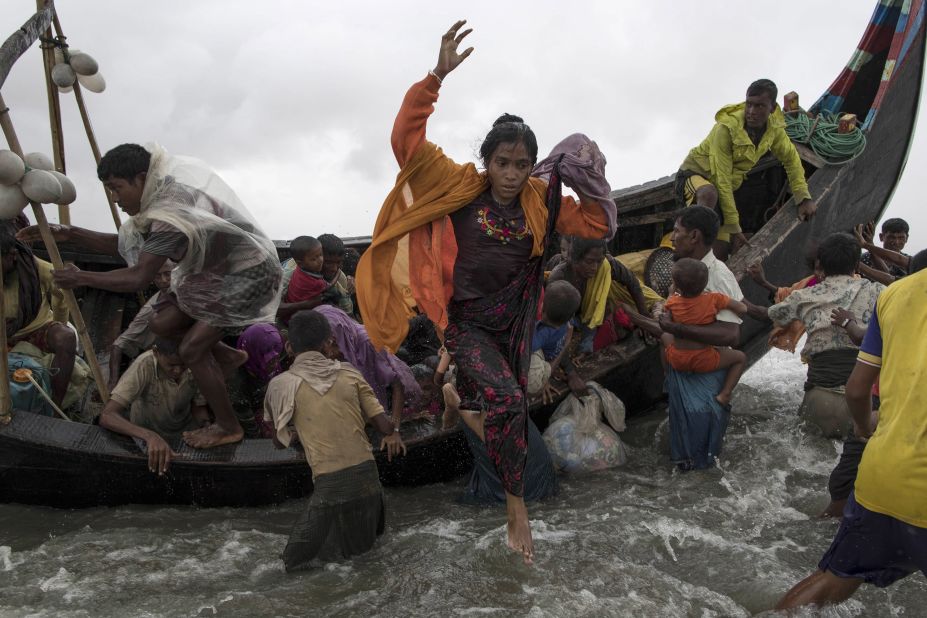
[677,79,817,259]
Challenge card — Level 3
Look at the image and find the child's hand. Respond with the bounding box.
[541,381,559,404]
[830,307,857,329]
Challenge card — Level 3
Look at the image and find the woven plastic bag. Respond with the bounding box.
[543,382,628,473]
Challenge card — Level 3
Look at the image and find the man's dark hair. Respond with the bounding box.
[152,337,181,357]
[570,237,607,263]
[543,280,581,325]
[803,242,820,272]
[747,79,778,104]
[672,257,710,297]
[479,113,539,166]
[289,235,321,261]
[288,310,332,354]
[676,206,720,247]
[399,313,440,366]
[318,233,345,257]
[881,217,909,235]
[97,144,151,181]
[342,248,361,276]
[818,232,860,276]
[910,249,927,274]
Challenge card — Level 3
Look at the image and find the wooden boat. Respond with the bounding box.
[0,0,924,508]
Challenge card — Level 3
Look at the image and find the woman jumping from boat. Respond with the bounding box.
[356,20,617,564]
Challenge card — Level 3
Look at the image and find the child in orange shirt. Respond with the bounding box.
[662,258,748,405]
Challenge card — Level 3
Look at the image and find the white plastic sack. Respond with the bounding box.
[543,381,628,473]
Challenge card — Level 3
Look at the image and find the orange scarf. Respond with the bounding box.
[356,141,551,352]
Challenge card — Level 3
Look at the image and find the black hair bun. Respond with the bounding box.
[492,113,524,127]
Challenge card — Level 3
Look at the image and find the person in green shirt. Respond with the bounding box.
[677,79,817,260]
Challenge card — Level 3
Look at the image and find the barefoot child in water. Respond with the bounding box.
[661,258,748,405]
[263,310,405,571]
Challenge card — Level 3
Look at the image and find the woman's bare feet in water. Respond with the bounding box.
[506,493,534,565]
[441,383,460,430]
[183,421,244,449]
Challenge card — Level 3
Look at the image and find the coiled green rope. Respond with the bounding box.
[784,111,867,165]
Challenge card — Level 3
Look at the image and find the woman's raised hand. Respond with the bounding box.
[433,20,474,81]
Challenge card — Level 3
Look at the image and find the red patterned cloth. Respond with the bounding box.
[285,267,328,304]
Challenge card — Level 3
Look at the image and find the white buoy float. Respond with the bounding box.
[68,52,99,76]
[51,63,77,88]
[0,183,29,219]
[49,171,77,205]
[21,169,63,204]
[23,152,55,171]
[76,71,105,93]
[0,150,26,185]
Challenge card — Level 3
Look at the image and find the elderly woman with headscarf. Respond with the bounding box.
[227,323,287,438]
[313,305,421,432]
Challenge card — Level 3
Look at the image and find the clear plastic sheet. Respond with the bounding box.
[543,382,628,473]
[118,144,281,328]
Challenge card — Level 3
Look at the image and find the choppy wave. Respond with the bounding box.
[0,347,924,617]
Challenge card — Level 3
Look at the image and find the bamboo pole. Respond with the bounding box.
[0,93,110,402]
[37,2,69,225]
[0,260,10,422]
[25,371,69,421]
[52,14,121,231]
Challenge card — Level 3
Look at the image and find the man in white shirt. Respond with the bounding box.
[631,207,744,469]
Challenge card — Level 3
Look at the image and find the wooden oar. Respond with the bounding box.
[0,1,53,90]
[0,92,110,402]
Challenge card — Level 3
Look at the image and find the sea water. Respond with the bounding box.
[0,347,925,617]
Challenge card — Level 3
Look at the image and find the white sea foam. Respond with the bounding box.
[38,567,72,592]
[0,546,12,572]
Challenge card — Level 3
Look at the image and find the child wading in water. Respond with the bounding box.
[659,258,748,405]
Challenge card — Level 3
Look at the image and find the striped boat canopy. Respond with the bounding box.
[812,0,925,129]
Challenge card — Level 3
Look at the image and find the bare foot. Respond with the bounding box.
[506,494,534,566]
[441,383,460,430]
[182,422,244,449]
[715,391,731,406]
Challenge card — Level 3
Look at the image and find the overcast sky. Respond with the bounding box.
[3,0,925,251]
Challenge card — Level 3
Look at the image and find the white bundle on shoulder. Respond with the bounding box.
[118,144,282,328]
[543,381,628,473]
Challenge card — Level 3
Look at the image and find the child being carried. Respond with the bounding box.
[661,258,748,406]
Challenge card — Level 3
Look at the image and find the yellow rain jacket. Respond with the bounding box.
[680,102,811,237]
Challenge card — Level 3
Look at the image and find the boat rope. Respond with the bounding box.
[784,111,867,165]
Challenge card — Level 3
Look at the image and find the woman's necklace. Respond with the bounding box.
[476,198,531,245]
